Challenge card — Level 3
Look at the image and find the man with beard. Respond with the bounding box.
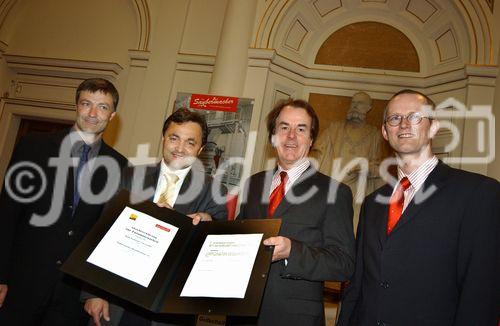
[84,108,227,326]
[312,92,382,230]
[0,78,127,325]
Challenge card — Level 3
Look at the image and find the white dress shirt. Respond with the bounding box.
[396,156,439,212]
[153,160,192,205]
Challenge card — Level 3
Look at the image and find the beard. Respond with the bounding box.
[346,111,366,123]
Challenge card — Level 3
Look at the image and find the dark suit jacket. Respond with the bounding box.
[0,129,127,319]
[337,161,500,326]
[236,166,355,326]
[87,162,228,326]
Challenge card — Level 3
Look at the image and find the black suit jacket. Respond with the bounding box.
[237,166,355,326]
[0,129,127,315]
[338,161,500,326]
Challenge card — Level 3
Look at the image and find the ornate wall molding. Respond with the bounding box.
[176,48,497,95]
[128,49,151,68]
[0,0,16,32]
[132,0,151,51]
[0,39,7,54]
[1,0,151,53]
[254,0,495,70]
[3,54,123,79]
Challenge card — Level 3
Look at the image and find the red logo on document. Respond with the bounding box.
[155,224,170,232]
[189,94,238,112]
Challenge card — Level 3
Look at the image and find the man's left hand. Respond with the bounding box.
[263,236,291,261]
[187,212,212,225]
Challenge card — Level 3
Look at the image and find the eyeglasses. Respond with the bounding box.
[385,112,431,126]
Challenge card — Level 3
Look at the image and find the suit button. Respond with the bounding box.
[68,230,74,236]
[379,281,389,289]
[56,260,62,265]
[68,205,73,210]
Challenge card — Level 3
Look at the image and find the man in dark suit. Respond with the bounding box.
[0,78,128,325]
[235,99,355,325]
[84,108,227,326]
[337,89,499,325]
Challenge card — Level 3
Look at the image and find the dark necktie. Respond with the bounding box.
[72,144,91,215]
[387,177,411,234]
[268,171,288,217]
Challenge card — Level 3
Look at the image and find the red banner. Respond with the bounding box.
[189,94,238,112]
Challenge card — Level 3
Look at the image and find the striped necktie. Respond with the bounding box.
[157,172,179,207]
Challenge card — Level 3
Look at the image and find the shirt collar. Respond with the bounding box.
[397,156,438,192]
[160,159,192,181]
[69,127,102,156]
[276,158,310,184]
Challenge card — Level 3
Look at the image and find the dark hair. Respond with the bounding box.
[75,78,119,110]
[162,108,208,146]
[266,99,319,144]
[384,89,435,120]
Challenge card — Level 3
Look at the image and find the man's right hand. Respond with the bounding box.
[84,298,110,326]
[0,284,7,308]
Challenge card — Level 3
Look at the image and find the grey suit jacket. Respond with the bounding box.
[235,166,355,326]
[85,162,228,326]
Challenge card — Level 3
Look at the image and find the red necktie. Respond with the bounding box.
[268,171,288,217]
[387,177,411,234]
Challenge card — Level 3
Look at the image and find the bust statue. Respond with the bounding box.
[311,92,382,230]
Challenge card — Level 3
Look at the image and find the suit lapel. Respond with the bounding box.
[375,185,393,246]
[257,169,275,218]
[145,164,161,201]
[53,129,76,221]
[390,161,451,235]
[173,169,193,215]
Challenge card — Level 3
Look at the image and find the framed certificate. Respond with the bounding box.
[61,190,281,316]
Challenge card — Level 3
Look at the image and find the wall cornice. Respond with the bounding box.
[3,54,123,79]
[128,49,150,68]
[175,49,498,94]
[0,97,74,111]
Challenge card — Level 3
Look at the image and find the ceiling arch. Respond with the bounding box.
[253,0,494,75]
[131,0,151,51]
[0,0,151,52]
[315,21,420,72]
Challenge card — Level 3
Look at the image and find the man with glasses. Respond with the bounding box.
[337,89,499,325]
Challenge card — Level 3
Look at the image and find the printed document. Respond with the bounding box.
[180,233,263,298]
[87,206,178,287]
